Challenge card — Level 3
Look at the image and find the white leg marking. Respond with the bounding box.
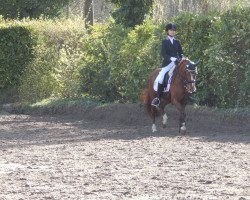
[180,122,186,131]
[152,124,157,132]
[162,113,168,125]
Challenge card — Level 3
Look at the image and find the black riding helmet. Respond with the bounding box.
[165,23,176,31]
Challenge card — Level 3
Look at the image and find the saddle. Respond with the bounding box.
[162,66,176,92]
[163,73,170,88]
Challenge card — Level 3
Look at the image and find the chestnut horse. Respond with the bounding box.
[141,58,198,134]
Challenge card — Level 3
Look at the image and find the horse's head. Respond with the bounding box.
[178,58,199,93]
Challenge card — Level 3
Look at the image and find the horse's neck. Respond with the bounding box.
[172,64,185,88]
[172,66,180,82]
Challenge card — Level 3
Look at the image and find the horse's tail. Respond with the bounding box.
[140,88,151,115]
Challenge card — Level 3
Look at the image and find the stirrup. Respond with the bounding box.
[151,97,160,107]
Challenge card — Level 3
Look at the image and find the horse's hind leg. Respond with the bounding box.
[159,105,168,128]
[151,106,167,131]
[159,100,168,128]
[151,107,157,132]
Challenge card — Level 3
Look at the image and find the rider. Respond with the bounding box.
[151,23,184,107]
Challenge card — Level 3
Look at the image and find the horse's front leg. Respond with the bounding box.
[179,114,186,134]
[151,106,167,132]
[173,100,186,134]
[151,98,169,132]
[162,112,168,128]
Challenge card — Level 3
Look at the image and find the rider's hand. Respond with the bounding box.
[170,57,177,62]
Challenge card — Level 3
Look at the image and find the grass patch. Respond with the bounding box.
[10,96,106,115]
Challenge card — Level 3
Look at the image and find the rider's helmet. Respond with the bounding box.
[165,23,176,32]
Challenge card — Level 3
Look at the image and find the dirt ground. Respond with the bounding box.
[0,104,249,200]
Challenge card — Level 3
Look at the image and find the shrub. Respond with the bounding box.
[173,13,215,106]
[109,19,162,101]
[18,19,87,102]
[78,20,162,102]
[203,6,250,107]
[0,24,34,89]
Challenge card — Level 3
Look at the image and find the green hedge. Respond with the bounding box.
[0,24,34,89]
[0,6,249,108]
[78,20,163,102]
[18,19,86,102]
[174,8,249,107]
[206,7,250,107]
[78,7,249,107]
[0,19,87,103]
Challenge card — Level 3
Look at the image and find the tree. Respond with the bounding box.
[0,0,70,19]
[110,0,153,28]
[84,0,94,29]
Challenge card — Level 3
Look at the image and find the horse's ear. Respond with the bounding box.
[193,59,200,66]
[187,60,199,71]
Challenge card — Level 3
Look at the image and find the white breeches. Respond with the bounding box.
[153,61,175,91]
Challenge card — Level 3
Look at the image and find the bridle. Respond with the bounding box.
[176,60,198,92]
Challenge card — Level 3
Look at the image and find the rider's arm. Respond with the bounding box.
[161,40,172,63]
[177,41,184,59]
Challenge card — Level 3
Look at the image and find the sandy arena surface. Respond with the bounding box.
[0,104,249,200]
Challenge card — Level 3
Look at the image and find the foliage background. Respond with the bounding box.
[0,0,70,19]
[0,6,249,108]
[109,0,153,28]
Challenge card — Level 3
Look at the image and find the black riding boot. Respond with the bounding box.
[151,83,163,107]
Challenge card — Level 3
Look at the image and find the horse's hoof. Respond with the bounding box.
[179,128,187,135]
[179,126,187,135]
[179,123,186,135]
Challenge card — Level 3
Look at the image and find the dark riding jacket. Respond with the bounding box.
[161,38,184,67]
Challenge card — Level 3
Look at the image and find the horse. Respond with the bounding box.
[140,58,199,134]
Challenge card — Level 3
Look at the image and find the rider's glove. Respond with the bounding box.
[170,57,177,62]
